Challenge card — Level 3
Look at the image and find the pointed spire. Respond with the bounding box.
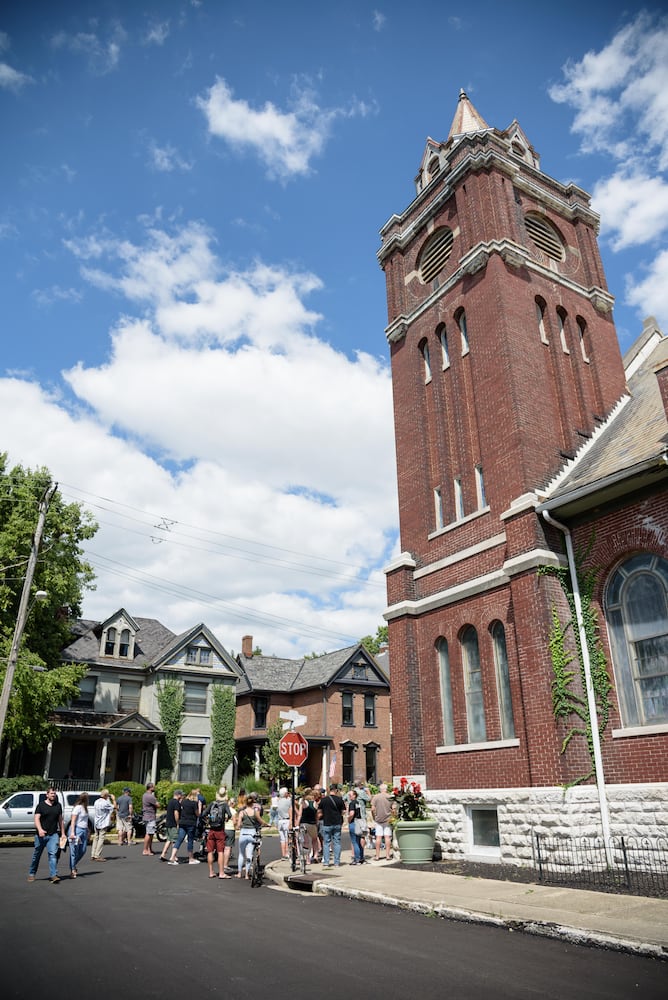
[448,89,490,141]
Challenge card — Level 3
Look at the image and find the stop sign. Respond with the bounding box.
[279,731,309,767]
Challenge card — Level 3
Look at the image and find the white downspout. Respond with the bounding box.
[542,509,612,855]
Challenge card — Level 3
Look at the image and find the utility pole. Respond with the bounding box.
[0,482,57,755]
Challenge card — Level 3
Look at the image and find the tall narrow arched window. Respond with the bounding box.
[475,466,486,510]
[420,339,432,382]
[434,486,444,530]
[437,638,454,745]
[576,316,590,363]
[605,554,668,727]
[438,325,450,369]
[535,297,548,345]
[556,307,569,354]
[119,628,131,658]
[456,310,469,355]
[461,626,486,742]
[104,627,116,656]
[491,622,515,738]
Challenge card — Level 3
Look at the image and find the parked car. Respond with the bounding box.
[0,790,102,835]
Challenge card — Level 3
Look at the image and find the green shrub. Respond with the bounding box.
[0,775,48,799]
[236,775,269,798]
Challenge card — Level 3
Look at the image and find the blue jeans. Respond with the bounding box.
[70,827,89,870]
[174,825,196,853]
[29,832,60,878]
[349,826,365,863]
[322,824,342,865]
[238,830,255,874]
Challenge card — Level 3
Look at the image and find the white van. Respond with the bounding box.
[0,790,102,834]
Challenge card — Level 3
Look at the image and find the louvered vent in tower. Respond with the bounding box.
[525,213,565,261]
[419,227,454,283]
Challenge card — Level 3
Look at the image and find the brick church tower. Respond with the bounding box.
[379,92,668,859]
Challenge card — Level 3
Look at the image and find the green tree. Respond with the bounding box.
[360,624,388,656]
[0,455,97,668]
[260,719,290,784]
[208,683,236,785]
[0,638,87,750]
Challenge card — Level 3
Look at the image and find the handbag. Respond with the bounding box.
[354,815,368,836]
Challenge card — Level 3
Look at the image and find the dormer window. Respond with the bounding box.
[427,156,440,181]
[101,622,135,659]
[186,645,213,666]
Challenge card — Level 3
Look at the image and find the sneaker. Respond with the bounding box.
[188,859,200,865]
[27,875,35,882]
[49,876,60,884]
[167,860,179,865]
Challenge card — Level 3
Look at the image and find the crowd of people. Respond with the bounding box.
[26,778,397,883]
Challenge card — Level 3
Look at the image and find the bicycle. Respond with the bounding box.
[288,825,308,874]
[249,833,264,887]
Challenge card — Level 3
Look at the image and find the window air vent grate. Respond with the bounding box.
[525,214,564,261]
[420,227,454,283]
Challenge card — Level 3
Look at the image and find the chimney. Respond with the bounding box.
[242,635,253,658]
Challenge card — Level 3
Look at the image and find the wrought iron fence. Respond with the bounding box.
[533,833,668,897]
[49,778,100,792]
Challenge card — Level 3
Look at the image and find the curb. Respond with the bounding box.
[265,863,667,961]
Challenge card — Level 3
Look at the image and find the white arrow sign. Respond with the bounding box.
[279,709,308,730]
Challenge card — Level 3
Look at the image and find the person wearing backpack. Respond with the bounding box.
[204,788,232,879]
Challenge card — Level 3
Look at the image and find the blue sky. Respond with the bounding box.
[1,2,667,656]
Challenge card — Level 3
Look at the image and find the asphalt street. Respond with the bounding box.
[1,838,665,1000]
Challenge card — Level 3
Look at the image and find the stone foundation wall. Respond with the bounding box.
[427,783,668,865]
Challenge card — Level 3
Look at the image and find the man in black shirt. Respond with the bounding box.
[317,782,346,867]
[28,787,65,883]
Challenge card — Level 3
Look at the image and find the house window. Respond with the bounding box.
[118,629,131,658]
[184,681,208,715]
[118,679,141,714]
[179,744,203,782]
[434,487,444,530]
[557,307,569,354]
[342,692,354,726]
[69,741,96,779]
[342,744,355,785]
[439,325,450,369]
[72,675,97,709]
[457,310,469,355]
[253,696,268,729]
[606,554,668,727]
[365,744,378,783]
[352,662,367,680]
[104,627,116,656]
[186,645,212,665]
[469,806,500,852]
[437,638,454,745]
[461,626,487,742]
[491,622,515,739]
[364,693,376,727]
[454,477,464,520]
[475,466,486,510]
[535,297,549,345]
[576,316,590,362]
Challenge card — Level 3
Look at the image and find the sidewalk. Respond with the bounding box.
[265,857,668,959]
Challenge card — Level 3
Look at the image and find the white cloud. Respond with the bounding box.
[197,76,375,181]
[592,170,668,249]
[51,23,126,75]
[626,249,668,322]
[550,12,668,330]
[0,61,34,91]
[372,11,386,32]
[144,21,170,46]
[0,220,397,655]
[32,284,84,307]
[147,140,193,173]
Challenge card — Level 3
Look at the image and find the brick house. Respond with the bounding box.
[234,635,391,788]
[15,609,242,788]
[379,92,668,862]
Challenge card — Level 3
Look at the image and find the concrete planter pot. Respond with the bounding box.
[394,819,438,864]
